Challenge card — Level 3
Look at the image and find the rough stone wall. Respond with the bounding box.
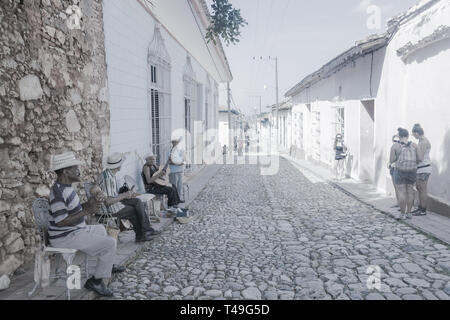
[0,0,109,276]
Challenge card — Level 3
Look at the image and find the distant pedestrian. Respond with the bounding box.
[411,123,431,216]
[388,134,401,208]
[222,145,228,164]
[392,128,421,220]
[333,133,347,180]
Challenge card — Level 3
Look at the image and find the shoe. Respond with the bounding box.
[397,213,406,220]
[412,210,427,216]
[112,264,125,273]
[84,277,113,297]
[406,213,412,219]
[146,228,161,237]
[135,234,153,242]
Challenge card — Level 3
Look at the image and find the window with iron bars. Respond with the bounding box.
[149,63,171,166]
[332,107,345,136]
[184,77,196,169]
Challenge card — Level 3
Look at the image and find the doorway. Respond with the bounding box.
[359,100,375,182]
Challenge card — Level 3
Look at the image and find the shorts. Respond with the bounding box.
[417,172,431,181]
[393,168,416,185]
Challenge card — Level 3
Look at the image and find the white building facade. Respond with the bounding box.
[285,0,450,214]
[102,0,232,188]
[218,107,243,151]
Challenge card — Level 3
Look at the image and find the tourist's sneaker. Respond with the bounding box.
[406,213,412,219]
[411,208,427,216]
[397,213,406,220]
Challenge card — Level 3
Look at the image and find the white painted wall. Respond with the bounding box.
[102,0,224,190]
[287,0,450,205]
[289,48,385,180]
[374,0,450,202]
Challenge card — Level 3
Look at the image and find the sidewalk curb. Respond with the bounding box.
[283,155,450,246]
[328,180,450,246]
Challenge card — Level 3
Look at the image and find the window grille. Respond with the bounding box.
[331,107,345,137]
[299,112,304,149]
[183,56,197,169]
[148,25,171,166]
[312,111,321,160]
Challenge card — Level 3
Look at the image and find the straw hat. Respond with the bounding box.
[171,136,182,143]
[106,152,125,169]
[50,152,82,171]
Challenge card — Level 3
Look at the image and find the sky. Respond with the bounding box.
[207,0,420,115]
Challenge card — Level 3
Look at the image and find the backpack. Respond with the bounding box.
[396,142,417,172]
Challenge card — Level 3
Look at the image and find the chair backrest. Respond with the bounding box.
[32,198,51,233]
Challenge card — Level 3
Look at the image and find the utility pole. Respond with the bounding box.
[253,56,279,151]
[227,82,231,155]
[258,96,261,150]
[275,56,279,147]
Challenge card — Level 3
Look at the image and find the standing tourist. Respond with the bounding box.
[411,124,432,216]
[388,134,401,208]
[392,128,422,220]
[333,133,347,180]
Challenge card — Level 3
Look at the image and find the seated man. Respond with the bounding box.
[142,152,181,212]
[48,152,125,297]
[98,152,161,243]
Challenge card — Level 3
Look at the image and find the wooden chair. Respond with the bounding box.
[28,198,89,300]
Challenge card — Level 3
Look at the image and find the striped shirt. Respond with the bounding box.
[48,183,86,239]
[97,169,125,215]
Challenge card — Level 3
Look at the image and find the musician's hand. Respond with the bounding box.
[124,191,138,199]
[83,198,101,215]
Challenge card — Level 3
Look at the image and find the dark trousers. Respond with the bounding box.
[115,198,152,238]
[146,184,180,207]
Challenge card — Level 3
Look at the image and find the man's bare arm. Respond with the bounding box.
[389,145,397,164]
[144,165,163,184]
[55,198,98,227]
[104,192,128,205]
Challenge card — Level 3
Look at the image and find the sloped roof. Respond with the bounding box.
[285,0,443,98]
[285,33,388,97]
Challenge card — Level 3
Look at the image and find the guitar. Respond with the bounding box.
[153,159,171,187]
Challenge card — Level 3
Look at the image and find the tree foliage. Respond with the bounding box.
[205,0,247,46]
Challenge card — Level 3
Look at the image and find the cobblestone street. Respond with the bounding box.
[107,158,450,300]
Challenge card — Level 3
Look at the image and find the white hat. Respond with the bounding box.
[106,152,125,169]
[171,136,182,142]
[50,152,82,171]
